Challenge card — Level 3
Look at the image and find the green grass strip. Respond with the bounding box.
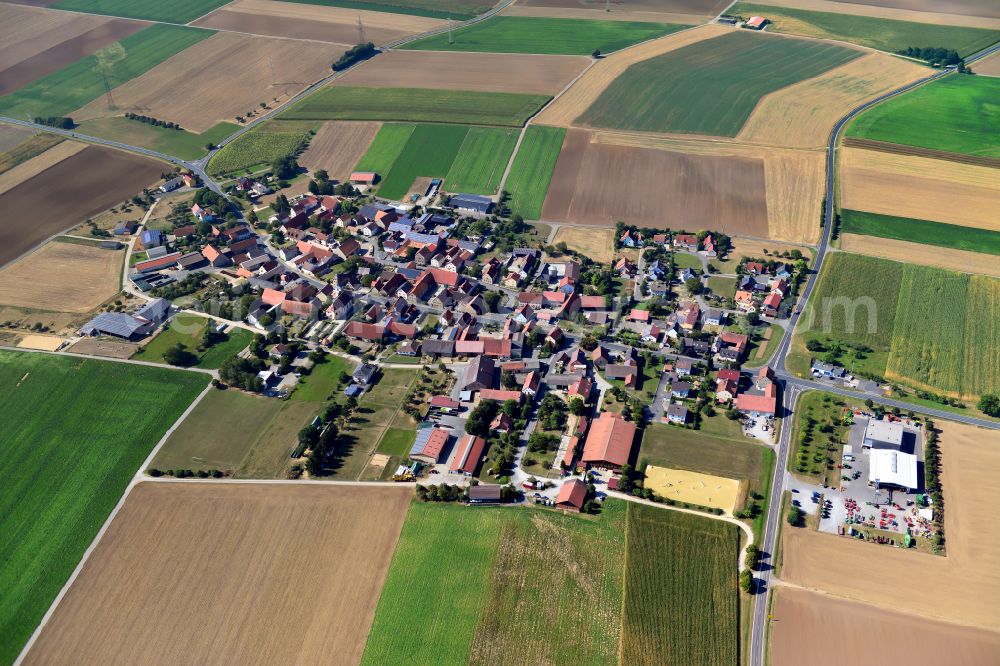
[841,209,1000,256]
[355,123,416,174]
[503,125,565,219]
[402,16,689,55]
[0,24,213,119]
[444,126,518,195]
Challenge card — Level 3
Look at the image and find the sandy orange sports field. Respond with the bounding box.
[25,483,413,665]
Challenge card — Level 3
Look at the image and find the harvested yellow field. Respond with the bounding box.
[0,140,86,196]
[299,121,381,182]
[840,147,1000,231]
[839,234,1000,278]
[72,32,343,133]
[644,465,743,515]
[16,334,66,351]
[25,482,413,666]
[0,240,123,313]
[551,225,615,263]
[974,48,1000,76]
[781,420,1000,631]
[534,24,730,127]
[741,0,1000,29]
[739,52,928,149]
[0,123,34,154]
[194,0,444,43]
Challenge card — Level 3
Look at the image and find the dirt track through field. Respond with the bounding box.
[781,420,1000,631]
[24,482,413,666]
[299,121,382,182]
[72,32,344,133]
[840,147,1000,231]
[0,144,163,267]
[839,234,1000,277]
[0,140,86,196]
[0,240,123,313]
[771,586,1000,666]
[741,0,1000,28]
[738,53,927,149]
[193,0,443,43]
[333,50,590,96]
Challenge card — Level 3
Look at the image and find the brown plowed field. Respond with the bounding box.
[771,587,1000,666]
[541,128,769,236]
[0,17,144,96]
[839,234,1000,278]
[0,124,34,154]
[534,23,729,127]
[0,5,114,72]
[333,50,590,96]
[0,140,86,196]
[193,0,443,43]
[739,0,1000,28]
[72,32,344,133]
[781,420,1000,631]
[840,147,1000,231]
[739,53,927,149]
[842,137,1000,168]
[24,482,413,666]
[841,0,1000,20]
[0,144,163,267]
[975,49,1000,76]
[299,121,382,182]
[0,240,122,312]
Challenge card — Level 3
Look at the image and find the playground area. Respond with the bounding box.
[644,465,743,515]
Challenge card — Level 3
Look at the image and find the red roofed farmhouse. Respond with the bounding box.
[581,412,636,470]
[555,478,588,512]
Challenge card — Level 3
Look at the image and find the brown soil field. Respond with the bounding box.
[0,5,111,72]
[25,482,413,666]
[839,0,1000,20]
[839,235,1000,277]
[551,225,615,263]
[333,50,590,96]
[65,338,139,358]
[771,586,1000,666]
[0,240,123,312]
[739,53,927,149]
[193,0,444,43]
[0,16,144,96]
[840,147,1000,231]
[541,128,770,236]
[0,144,163,267]
[72,32,344,133]
[534,23,729,127]
[781,420,1000,631]
[742,0,1000,28]
[842,137,1000,168]
[0,124,35,154]
[502,3,710,24]
[0,140,86,196]
[975,49,1000,76]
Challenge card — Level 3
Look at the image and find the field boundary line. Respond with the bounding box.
[617,501,631,664]
[140,477,418,487]
[13,379,214,666]
[0,345,218,376]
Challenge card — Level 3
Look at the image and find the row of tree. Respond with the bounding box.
[896,46,961,66]
[34,116,73,129]
[124,112,182,130]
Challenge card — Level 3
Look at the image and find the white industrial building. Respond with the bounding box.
[868,449,919,492]
[863,419,905,449]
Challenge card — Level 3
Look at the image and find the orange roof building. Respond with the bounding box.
[450,435,487,475]
[556,478,588,512]
[581,412,636,470]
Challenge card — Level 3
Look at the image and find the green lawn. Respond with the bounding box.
[0,24,213,119]
[131,315,250,369]
[730,3,1000,57]
[151,386,284,473]
[282,86,550,127]
[444,126,518,194]
[53,0,228,22]
[841,209,1000,255]
[77,118,238,161]
[376,427,417,456]
[277,0,487,20]
[0,351,207,664]
[402,16,688,55]
[377,124,467,200]
[503,125,565,219]
[290,354,353,402]
[621,505,739,666]
[208,121,315,176]
[198,328,253,369]
[579,30,860,136]
[846,75,1000,158]
[745,323,784,368]
[233,400,325,478]
[707,275,736,298]
[673,252,702,270]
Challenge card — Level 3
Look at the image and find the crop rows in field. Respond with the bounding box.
[283,86,550,128]
[578,30,860,137]
[502,125,566,219]
[0,24,213,120]
[208,123,313,176]
[444,127,519,195]
[53,0,229,23]
[621,505,739,666]
[0,351,208,663]
[279,0,485,20]
[841,209,1000,256]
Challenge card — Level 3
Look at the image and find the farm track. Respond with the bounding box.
[842,137,1000,168]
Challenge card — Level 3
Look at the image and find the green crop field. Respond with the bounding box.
[846,76,1000,158]
[841,209,1000,256]
[0,25,213,119]
[198,329,254,369]
[579,30,859,136]
[963,275,1000,397]
[150,386,284,473]
[639,424,764,484]
[377,124,467,200]
[208,122,314,176]
[289,354,353,402]
[131,314,251,369]
[277,0,488,20]
[503,125,565,219]
[376,427,417,456]
[0,351,207,663]
[363,501,627,665]
[355,123,415,174]
[402,16,688,55]
[730,3,1000,57]
[621,505,739,666]
[53,0,228,22]
[76,118,238,161]
[282,86,550,127]
[444,127,518,194]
